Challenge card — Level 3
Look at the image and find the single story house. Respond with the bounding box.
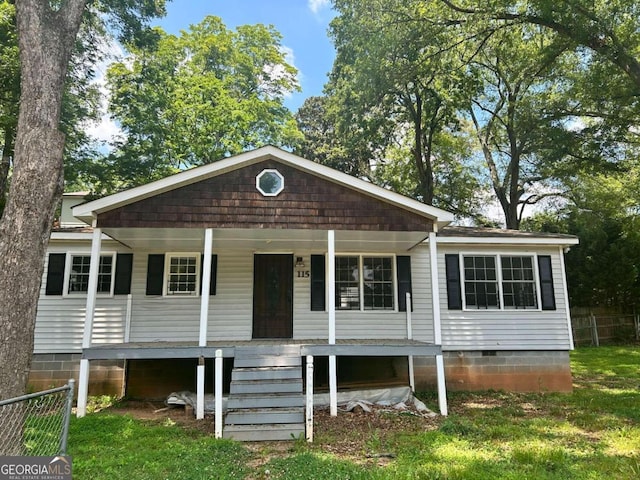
[30,146,578,440]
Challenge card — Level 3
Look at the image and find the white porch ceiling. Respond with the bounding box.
[102,227,429,252]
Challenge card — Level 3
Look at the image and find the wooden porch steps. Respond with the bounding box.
[223,345,305,441]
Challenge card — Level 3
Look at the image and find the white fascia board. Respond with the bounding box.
[435,235,580,247]
[73,146,454,227]
[50,232,112,241]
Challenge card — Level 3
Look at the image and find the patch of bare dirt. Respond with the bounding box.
[312,405,439,458]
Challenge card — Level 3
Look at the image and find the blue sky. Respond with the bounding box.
[154,0,337,111]
[88,1,336,143]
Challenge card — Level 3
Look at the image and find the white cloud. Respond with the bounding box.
[282,45,295,66]
[308,0,330,14]
[262,45,300,99]
[84,36,125,147]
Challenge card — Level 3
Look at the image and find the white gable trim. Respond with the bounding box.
[73,146,454,227]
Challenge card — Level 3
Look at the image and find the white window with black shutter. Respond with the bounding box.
[444,252,557,311]
[145,253,218,297]
[309,254,412,312]
[45,252,133,297]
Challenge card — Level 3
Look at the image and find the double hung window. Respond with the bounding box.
[336,256,395,311]
[67,254,115,295]
[462,254,538,309]
[463,256,499,308]
[501,256,537,309]
[165,254,200,295]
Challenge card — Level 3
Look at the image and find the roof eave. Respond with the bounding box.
[436,235,580,247]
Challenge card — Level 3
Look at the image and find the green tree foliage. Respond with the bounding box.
[98,16,301,192]
[437,1,640,205]
[523,167,640,308]
[463,23,583,229]
[0,0,167,403]
[0,1,19,213]
[318,0,640,228]
[295,95,371,178]
[319,0,485,220]
[0,1,113,213]
[439,0,640,91]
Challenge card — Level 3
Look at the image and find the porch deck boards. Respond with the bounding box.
[82,339,441,360]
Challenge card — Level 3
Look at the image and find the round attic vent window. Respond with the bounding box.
[256,169,284,196]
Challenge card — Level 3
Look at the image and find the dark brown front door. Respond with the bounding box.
[253,254,293,338]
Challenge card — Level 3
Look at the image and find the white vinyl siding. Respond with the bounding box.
[404,246,435,344]
[34,240,572,354]
[206,251,253,341]
[35,244,437,350]
[439,245,572,350]
[129,252,201,342]
[35,244,128,353]
[293,250,434,342]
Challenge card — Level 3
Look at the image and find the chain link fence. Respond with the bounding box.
[0,379,74,456]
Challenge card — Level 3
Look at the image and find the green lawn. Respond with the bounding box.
[68,346,640,479]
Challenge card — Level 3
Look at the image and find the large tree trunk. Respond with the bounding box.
[0,0,86,410]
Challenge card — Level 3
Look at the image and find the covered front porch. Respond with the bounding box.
[71,147,453,439]
[74,225,449,420]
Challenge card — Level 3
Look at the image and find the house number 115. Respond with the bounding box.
[297,270,310,278]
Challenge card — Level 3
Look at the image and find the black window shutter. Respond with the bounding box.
[146,254,165,295]
[45,253,66,295]
[538,255,556,310]
[200,254,218,295]
[445,254,462,310]
[311,255,325,311]
[114,253,133,295]
[397,256,412,312]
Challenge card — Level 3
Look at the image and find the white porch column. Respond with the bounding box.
[77,226,102,418]
[196,357,205,420]
[199,228,213,347]
[215,349,223,438]
[327,230,336,344]
[406,292,415,392]
[327,230,338,416]
[196,228,214,421]
[429,231,448,416]
[306,355,314,442]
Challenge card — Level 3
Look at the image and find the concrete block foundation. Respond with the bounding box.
[414,350,573,392]
[29,353,125,396]
[28,350,573,400]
